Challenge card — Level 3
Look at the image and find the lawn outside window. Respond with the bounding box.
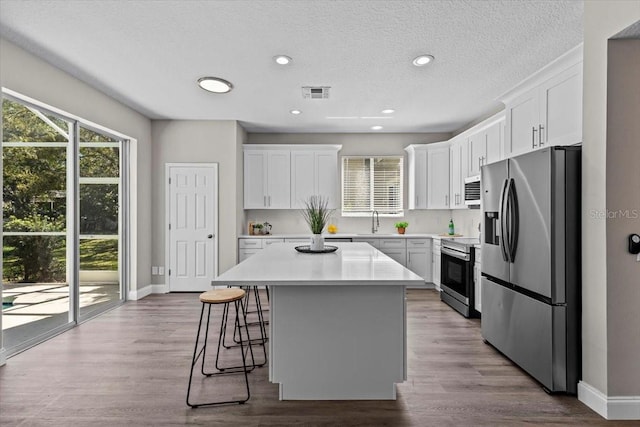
[341,156,403,217]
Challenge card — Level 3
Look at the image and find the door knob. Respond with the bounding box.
[207,234,213,239]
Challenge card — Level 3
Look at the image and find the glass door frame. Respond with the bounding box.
[1,90,130,355]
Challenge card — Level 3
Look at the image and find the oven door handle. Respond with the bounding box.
[441,247,471,262]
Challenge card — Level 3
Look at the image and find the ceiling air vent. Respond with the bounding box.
[302,86,330,99]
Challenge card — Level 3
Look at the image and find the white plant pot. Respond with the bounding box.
[310,234,325,251]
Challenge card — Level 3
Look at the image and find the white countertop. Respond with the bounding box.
[216,242,424,286]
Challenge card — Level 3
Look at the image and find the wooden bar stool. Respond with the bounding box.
[186,288,255,408]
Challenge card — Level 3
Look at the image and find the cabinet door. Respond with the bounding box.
[407,248,430,281]
[467,132,486,177]
[505,89,539,158]
[238,248,261,263]
[539,62,582,147]
[474,261,482,313]
[485,120,503,165]
[316,151,339,209]
[266,150,291,208]
[381,248,407,266]
[427,146,450,209]
[433,252,441,289]
[244,151,267,208]
[408,148,428,209]
[290,151,315,209]
[449,140,467,209]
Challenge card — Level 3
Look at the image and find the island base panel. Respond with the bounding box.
[269,285,406,400]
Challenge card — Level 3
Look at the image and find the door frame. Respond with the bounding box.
[164,163,219,291]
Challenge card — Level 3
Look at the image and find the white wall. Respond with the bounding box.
[150,120,243,281]
[244,132,479,236]
[605,38,640,396]
[0,38,153,291]
[581,0,640,414]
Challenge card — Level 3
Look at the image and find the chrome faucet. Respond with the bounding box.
[371,210,380,234]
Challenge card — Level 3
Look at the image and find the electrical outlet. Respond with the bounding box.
[158,266,165,275]
[151,266,158,275]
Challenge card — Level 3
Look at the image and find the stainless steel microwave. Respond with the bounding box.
[464,175,481,206]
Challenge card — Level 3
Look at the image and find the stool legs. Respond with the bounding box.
[222,286,268,367]
[186,299,253,408]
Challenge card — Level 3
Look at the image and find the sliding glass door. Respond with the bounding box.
[2,96,127,354]
[78,126,122,320]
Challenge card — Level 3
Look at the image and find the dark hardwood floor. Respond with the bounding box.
[0,289,627,426]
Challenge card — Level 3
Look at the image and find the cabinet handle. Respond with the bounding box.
[539,124,544,146]
[445,195,449,206]
[264,196,267,206]
[268,195,272,206]
[532,127,538,148]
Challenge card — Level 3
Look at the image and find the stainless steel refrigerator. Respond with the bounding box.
[481,146,581,394]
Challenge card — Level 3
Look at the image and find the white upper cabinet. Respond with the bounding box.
[503,46,583,158]
[406,142,450,210]
[290,147,340,209]
[244,144,341,210]
[539,62,582,147]
[467,116,504,177]
[244,149,290,209]
[449,137,467,209]
[405,146,428,209]
[244,150,268,208]
[426,142,450,209]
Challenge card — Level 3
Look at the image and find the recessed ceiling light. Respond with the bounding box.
[290,109,301,115]
[381,109,395,114]
[197,77,233,93]
[274,55,292,65]
[412,54,434,67]
[371,125,383,131]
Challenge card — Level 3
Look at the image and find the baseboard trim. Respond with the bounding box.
[151,284,169,294]
[578,381,640,420]
[0,347,6,367]
[128,285,152,301]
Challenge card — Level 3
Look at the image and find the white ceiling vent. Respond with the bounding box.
[302,86,330,99]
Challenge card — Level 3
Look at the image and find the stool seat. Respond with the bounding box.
[200,288,245,304]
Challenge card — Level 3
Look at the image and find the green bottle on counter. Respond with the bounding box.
[448,218,455,235]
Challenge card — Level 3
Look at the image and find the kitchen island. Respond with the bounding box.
[213,242,424,400]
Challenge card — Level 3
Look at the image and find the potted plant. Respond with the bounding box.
[252,223,264,235]
[395,221,409,234]
[301,195,333,251]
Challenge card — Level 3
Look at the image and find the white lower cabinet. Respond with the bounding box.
[238,238,284,262]
[379,238,407,266]
[406,239,432,284]
[432,239,441,291]
[474,247,482,313]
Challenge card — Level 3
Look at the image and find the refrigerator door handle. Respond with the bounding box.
[508,178,519,261]
[499,178,510,262]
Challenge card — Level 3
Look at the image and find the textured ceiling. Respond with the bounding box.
[0,0,583,133]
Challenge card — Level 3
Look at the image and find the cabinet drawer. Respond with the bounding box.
[239,239,264,249]
[264,238,285,246]
[378,239,407,249]
[353,238,380,248]
[407,238,431,248]
[238,249,261,262]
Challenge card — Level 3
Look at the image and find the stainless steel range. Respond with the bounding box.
[440,238,479,318]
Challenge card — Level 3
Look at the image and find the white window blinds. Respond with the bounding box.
[342,156,403,214]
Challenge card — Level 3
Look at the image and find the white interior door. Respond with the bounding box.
[168,164,218,292]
